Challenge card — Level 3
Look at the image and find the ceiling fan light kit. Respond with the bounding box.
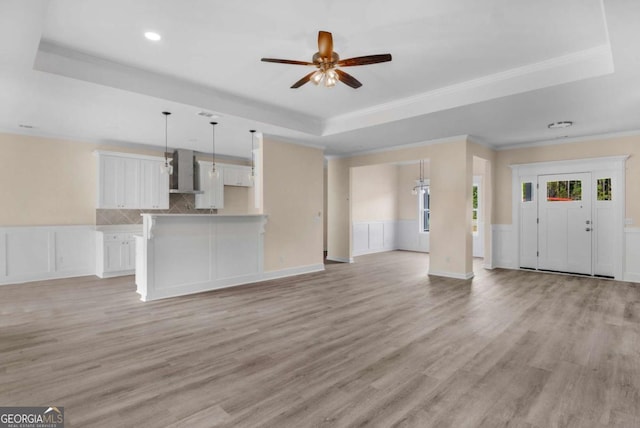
[261,31,392,89]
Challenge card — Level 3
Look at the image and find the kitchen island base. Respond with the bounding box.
[136,214,268,302]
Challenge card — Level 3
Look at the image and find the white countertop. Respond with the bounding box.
[140,213,267,217]
[96,224,144,232]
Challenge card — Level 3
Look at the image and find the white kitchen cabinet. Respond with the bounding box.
[98,155,140,208]
[96,231,136,278]
[140,159,169,209]
[195,161,224,209]
[96,152,170,210]
[223,165,254,187]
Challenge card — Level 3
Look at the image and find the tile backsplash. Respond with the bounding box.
[96,194,216,225]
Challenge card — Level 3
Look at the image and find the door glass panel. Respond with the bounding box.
[522,182,533,202]
[597,178,612,201]
[547,180,581,201]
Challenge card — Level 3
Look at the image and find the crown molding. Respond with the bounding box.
[34,40,324,137]
[495,128,640,151]
[322,44,613,136]
[327,134,469,159]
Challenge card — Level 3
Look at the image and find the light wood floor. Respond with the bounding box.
[1,251,639,427]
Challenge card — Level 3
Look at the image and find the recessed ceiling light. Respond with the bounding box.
[144,31,162,41]
[548,121,573,129]
[197,111,219,119]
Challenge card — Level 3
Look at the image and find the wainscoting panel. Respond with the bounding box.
[352,223,370,255]
[396,220,429,253]
[491,224,517,269]
[352,221,397,256]
[0,225,96,285]
[624,227,640,282]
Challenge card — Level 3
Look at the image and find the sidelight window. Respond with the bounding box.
[472,184,479,233]
[597,178,612,201]
[522,182,533,202]
[419,186,430,232]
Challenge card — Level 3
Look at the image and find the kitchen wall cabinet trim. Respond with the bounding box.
[95,151,169,210]
[223,164,254,187]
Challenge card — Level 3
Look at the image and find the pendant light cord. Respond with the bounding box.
[250,130,256,176]
[211,121,218,171]
[162,111,171,167]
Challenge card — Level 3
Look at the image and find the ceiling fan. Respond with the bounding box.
[261,31,392,89]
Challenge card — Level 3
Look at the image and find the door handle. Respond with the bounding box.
[586,220,591,225]
[585,228,592,232]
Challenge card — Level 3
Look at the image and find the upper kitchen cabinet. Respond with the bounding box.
[140,159,169,209]
[98,154,139,209]
[195,161,224,209]
[223,165,254,187]
[96,152,169,209]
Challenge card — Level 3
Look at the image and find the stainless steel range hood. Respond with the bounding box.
[169,149,203,194]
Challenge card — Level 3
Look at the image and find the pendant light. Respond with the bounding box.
[160,111,173,174]
[411,159,427,195]
[249,130,256,181]
[209,121,219,179]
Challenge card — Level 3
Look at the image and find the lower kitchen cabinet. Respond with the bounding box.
[96,231,137,278]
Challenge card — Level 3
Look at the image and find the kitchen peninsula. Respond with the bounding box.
[135,213,268,301]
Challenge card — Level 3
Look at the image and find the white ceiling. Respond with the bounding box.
[1,0,639,158]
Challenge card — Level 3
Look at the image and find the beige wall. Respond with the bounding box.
[495,135,640,224]
[327,136,475,276]
[262,138,324,271]
[0,133,97,225]
[217,186,249,215]
[351,163,398,222]
[327,157,351,260]
[429,140,473,275]
[0,132,256,226]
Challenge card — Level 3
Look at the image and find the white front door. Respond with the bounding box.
[538,173,592,275]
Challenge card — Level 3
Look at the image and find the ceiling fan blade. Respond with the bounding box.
[318,31,333,59]
[291,71,316,88]
[261,58,315,66]
[337,54,392,67]
[335,69,362,89]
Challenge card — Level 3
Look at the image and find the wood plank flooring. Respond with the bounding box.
[1,251,639,427]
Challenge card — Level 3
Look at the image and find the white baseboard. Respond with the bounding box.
[140,264,326,301]
[326,256,354,263]
[0,269,97,286]
[623,272,640,283]
[353,248,395,257]
[96,269,135,279]
[428,270,474,280]
[261,264,325,281]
